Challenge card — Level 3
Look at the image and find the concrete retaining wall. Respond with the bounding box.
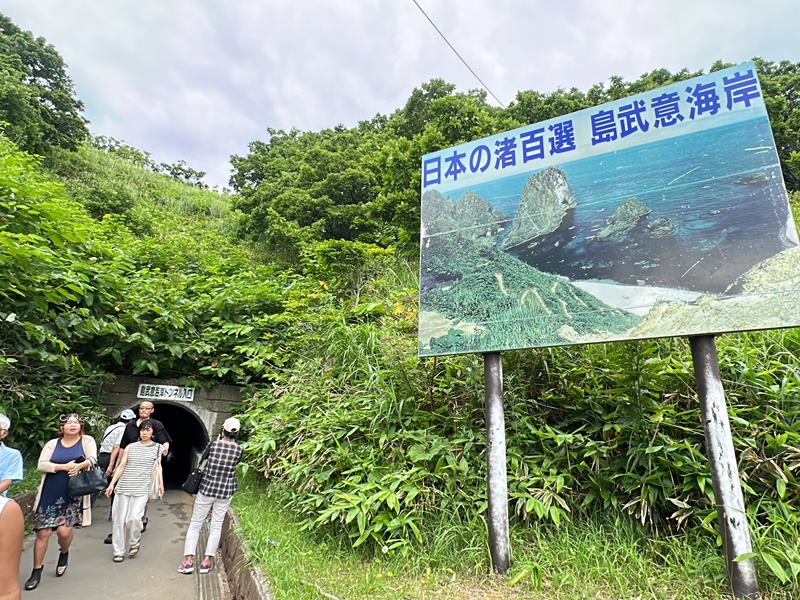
[220,510,273,600]
[14,490,36,526]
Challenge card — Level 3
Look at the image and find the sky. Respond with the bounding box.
[2,0,798,190]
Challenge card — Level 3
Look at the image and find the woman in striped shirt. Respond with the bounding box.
[105,419,163,562]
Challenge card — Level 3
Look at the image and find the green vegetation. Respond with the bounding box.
[2,11,800,599]
[235,473,795,599]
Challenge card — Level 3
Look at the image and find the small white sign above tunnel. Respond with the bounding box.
[137,383,195,401]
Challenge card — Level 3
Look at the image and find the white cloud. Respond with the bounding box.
[2,0,797,188]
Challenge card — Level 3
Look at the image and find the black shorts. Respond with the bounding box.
[97,452,111,473]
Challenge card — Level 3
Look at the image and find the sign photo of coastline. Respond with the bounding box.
[419,63,800,357]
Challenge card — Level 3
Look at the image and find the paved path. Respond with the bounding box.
[18,490,228,599]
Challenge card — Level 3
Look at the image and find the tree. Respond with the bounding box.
[0,12,89,156]
[752,58,800,190]
[391,78,457,139]
[231,126,388,251]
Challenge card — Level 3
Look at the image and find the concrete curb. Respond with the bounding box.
[198,521,232,600]
[220,510,273,600]
[11,490,36,525]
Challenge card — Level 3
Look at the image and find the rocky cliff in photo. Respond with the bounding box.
[596,197,652,241]
[421,189,508,246]
[500,166,577,250]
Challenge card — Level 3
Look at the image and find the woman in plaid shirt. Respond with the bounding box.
[177,417,243,575]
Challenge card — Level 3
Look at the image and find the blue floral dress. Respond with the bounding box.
[33,439,85,529]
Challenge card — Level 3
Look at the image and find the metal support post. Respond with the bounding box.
[690,335,759,599]
[484,351,510,574]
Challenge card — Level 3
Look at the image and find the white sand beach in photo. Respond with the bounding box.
[571,280,704,315]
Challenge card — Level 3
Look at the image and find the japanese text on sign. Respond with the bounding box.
[137,383,195,401]
[422,66,762,190]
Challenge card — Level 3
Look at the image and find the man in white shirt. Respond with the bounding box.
[0,413,23,497]
[98,409,136,478]
[99,410,136,541]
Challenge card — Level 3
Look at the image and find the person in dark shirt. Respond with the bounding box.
[120,401,171,457]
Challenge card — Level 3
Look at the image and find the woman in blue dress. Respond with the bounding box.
[24,413,97,591]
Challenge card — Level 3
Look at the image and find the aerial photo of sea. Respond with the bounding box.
[418,113,800,356]
[450,117,794,295]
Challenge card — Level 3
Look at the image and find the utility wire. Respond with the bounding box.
[411,0,506,109]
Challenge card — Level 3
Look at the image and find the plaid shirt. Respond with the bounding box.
[198,440,243,499]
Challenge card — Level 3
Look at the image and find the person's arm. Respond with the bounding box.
[106,424,126,475]
[157,451,164,496]
[38,439,74,474]
[107,444,121,476]
[155,421,171,456]
[82,435,98,463]
[105,447,129,497]
[0,450,22,493]
[200,442,213,463]
[0,499,23,599]
[119,424,134,450]
[63,435,97,477]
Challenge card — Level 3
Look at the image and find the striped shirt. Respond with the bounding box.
[198,440,242,499]
[115,442,161,496]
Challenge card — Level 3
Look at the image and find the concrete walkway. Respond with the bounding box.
[18,490,230,599]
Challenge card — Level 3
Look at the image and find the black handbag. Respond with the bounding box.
[68,465,108,497]
[181,468,203,494]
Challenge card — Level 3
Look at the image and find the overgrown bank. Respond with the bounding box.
[238,310,800,595]
[2,11,800,597]
[233,473,794,599]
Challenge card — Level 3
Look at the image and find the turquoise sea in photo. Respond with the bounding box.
[441,118,794,293]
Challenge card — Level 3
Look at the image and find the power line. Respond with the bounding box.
[411,0,506,109]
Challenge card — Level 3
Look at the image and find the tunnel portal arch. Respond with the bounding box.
[149,401,208,486]
[100,376,244,487]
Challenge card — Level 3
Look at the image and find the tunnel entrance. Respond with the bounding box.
[124,402,209,487]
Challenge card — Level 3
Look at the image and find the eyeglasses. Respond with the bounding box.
[59,413,83,424]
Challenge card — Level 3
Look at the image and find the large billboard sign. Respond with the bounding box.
[419,63,799,357]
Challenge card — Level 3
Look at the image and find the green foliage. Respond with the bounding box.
[0,137,121,452]
[234,473,735,599]
[753,59,800,189]
[0,139,127,365]
[231,126,389,252]
[0,131,343,441]
[240,270,800,590]
[300,240,395,306]
[241,320,485,556]
[91,135,209,188]
[0,12,89,156]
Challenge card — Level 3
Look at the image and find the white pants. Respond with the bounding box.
[112,494,148,557]
[183,492,231,558]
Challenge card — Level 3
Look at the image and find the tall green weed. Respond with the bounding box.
[242,305,800,589]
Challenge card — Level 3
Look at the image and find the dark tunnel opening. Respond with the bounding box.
[124,402,209,487]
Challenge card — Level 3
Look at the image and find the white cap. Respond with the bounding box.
[0,413,9,430]
[223,417,240,433]
[121,409,136,421]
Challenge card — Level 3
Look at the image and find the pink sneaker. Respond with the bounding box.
[199,558,213,574]
[177,559,194,574]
